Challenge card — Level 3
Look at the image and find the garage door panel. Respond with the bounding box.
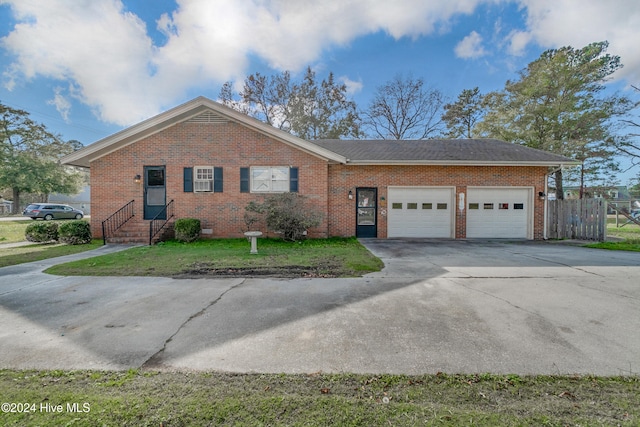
[467,188,531,239]
[388,187,454,238]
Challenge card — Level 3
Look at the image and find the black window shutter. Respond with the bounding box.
[213,167,223,193]
[240,167,249,193]
[289,167,298,193]
[183,167,193,192]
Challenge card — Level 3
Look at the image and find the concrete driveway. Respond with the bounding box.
[0,240,638,375]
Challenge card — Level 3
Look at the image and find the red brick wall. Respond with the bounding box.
[90,119,549,240]
[327,164,548,239]
[90,121,329,239]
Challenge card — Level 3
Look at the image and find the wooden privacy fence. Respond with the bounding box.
[547,199,607,241]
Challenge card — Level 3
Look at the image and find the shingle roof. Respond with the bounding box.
[60,94,577,168]
[311,138,577,166]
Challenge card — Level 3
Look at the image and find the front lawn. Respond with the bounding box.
[45,237,384,278]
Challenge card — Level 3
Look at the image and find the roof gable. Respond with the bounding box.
[61,97,346,167]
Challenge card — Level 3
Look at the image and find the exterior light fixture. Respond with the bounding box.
[538,191,546,200]
[348,190,353,200]
[134,174,141,184]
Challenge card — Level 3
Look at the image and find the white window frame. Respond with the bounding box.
[250,166,290,193]
[194,166,214,192]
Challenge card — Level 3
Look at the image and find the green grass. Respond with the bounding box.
[584,220,640,251]
[585,238,640,252]
[0,370,637,426]
[0,240,103,268]
[0,219,30,244]
[0,219,101,268]
[606,218,640,240]
[45,237,384,277]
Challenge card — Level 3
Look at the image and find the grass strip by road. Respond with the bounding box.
[584,223,640,251]
[584,238,640,252]
[45,237,384,277]
[0,370,637,426]
[0,241,103,268]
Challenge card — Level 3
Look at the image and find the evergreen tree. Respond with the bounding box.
[478,41,636,199]
[442,87,484,138]
[0,103,82,213]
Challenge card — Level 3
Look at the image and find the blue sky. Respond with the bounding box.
[1,0,639,184]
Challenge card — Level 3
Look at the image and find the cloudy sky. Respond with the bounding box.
[1,0,639,180]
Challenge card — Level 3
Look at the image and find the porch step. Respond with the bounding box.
[105,221,172,245]
[105,221,148,244]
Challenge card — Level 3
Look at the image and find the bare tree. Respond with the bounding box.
[219,72,293,131]
[219,68,360,139]
[362,74,446,139]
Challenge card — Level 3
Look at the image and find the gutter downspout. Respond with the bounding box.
[544,165,563,240]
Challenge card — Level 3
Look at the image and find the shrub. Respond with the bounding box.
[245,193,322,241]
[25,221,59,242]
[174,218,201,242]
[58,220,92,245]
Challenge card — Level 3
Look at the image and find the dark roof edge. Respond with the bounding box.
[342,160,581,166]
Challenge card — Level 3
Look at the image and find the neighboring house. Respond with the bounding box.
[48,185,91,215]
[61,97,577,243]
[563,185,631,200]
[0,198,12,215]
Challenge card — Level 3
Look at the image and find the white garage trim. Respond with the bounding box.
[387,186,455,238]
[466,187,533,239]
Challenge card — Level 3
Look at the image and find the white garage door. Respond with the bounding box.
[387,187,454,238]
[466,187,532,238]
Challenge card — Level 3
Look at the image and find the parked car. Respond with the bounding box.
[23,203,84,220]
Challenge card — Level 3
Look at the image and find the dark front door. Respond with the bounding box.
[144,166,166,220]
[356,187,377,238]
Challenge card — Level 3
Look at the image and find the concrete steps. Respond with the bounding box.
[106,221,149,244]
[105,219,175,245]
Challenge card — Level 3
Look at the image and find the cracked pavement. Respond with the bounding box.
[0,240,639,375]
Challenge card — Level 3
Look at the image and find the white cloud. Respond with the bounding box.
[1,0,162,125]
[0,0,488,126]
[1,0,639,127]
[511,0,640,84]
[455,31,488,59]
[47,87,72,122]
[505,30,531,56]
[339,76,363,96]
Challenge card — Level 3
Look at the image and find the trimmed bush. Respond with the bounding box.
[245,193,322,242]
[58,220,92,245]
[25,221,59,242]
[174,218,201,242]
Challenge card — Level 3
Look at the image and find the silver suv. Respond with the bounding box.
[23,203,84,220]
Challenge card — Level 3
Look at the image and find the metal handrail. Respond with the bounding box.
[149,199,174,245]
[101,200,135,245]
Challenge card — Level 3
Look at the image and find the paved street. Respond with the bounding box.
[0,240,638,375]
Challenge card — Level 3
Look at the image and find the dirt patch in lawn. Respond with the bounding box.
[175,260,343,278]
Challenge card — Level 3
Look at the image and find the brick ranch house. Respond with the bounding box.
[61,96,577,243]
